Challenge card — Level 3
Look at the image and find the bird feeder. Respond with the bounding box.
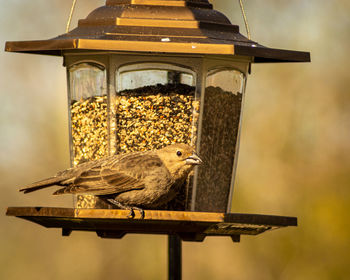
[5,0,309,213]
[6,1,310,278]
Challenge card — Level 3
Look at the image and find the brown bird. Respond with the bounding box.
[20,144,202,218]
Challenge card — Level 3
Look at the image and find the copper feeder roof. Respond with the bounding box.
[5,0,310,62]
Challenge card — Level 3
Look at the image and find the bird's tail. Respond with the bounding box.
[19,177,62,194]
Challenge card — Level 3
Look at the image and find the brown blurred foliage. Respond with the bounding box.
[1,0,349,279]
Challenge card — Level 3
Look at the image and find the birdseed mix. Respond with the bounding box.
[195,86,242,212]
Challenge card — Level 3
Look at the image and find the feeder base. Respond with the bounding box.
[6,207,297,242]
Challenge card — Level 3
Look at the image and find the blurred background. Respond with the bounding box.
[1,0,349,279]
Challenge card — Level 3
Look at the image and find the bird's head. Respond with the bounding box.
[157,143,202,179]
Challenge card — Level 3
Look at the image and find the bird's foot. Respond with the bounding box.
[127,208,135,219]
[127,207,144,219]
[105,198,144,219]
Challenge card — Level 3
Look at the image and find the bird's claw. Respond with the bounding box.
[127,207,144,219]
[127,209,135,219]
[139,209,145,219]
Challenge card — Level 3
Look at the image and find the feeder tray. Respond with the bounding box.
[6,207,297,242]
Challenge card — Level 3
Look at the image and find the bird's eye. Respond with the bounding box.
[176,150,182,157]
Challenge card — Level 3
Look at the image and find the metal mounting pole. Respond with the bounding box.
[168,234,182,280]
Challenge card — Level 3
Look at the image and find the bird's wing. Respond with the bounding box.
[19,157,109,193]
[53,152,163,196]
[19,176,68,194]
[53,165,145,195]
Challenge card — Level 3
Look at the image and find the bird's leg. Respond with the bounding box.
[105,198,134,218]
[105,198,144,219]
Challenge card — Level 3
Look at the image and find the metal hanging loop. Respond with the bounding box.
[66,0,78,33]
[64,1,251,39]
[238,0,251,40]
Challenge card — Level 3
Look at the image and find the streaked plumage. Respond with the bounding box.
[20,144,202,218]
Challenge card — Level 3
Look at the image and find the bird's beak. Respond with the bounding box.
[185,153,202,165]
